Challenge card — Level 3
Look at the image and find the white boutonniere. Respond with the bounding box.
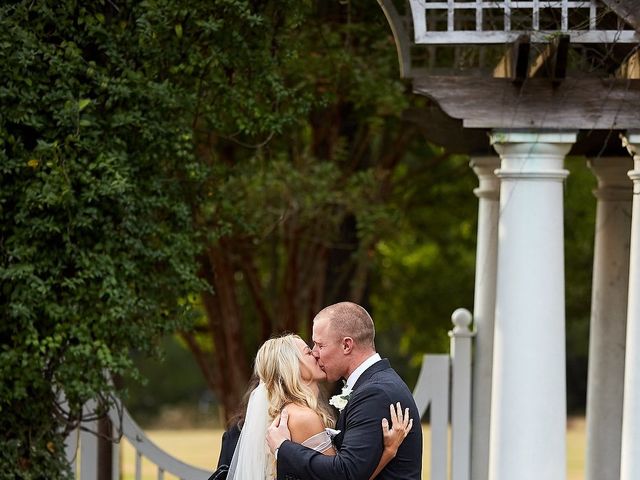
[329,385,353,412]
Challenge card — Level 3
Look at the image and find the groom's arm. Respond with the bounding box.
[276,386,391,480]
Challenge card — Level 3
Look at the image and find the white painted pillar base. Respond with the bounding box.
[621,132,640,480]
[585,156,632,480]
[469,156,500,480]
[488,131,576,480]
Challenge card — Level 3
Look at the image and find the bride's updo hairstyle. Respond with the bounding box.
[254,334,335,428]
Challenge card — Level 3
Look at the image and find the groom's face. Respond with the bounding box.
[312,315,347,383]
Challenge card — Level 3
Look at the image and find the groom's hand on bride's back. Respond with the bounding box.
[267,408,292,455]
[382,402,413,456]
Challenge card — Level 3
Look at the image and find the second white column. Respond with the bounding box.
[488,131,576,480]
[585,156,632,480]
[621,132,640,480]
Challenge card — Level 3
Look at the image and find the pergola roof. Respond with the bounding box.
[379,0,640,152]
[380,0,639,78]
[408,0,638,44]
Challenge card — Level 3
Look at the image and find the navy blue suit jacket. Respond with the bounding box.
[277,359,423,479]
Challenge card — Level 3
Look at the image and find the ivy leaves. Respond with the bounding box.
[0,1,210,477]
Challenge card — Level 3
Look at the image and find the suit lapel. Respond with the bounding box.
[333,358,391,448]
[351,358,390,391]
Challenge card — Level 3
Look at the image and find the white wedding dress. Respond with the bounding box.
[300,430,333,452]
[227,383,333,480]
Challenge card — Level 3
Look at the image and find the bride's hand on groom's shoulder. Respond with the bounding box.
[267,408,291,455]
[382,402,413,457]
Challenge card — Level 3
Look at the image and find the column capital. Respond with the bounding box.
[621,131,640,158]
[621,132,640,188]
[470,156,500,200]
[491,131,578,146]
[490,131,577,182]
[588,157,633,201]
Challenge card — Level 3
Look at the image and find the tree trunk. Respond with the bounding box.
[187,246,252,422]
[97,416,113,480]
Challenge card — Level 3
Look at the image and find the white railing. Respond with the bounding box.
[413,352,450,480]
[413,308,474,480]
[66,399,211,480]
[66,307,474,480]
[408,0,638,43]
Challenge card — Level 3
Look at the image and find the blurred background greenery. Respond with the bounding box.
[125,153,595,427]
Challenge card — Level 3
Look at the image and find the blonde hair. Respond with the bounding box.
[254,334,335,428]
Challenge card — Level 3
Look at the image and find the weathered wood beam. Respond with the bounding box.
[413,76,640,130]
[600,0,640,32]
[403,105,628,156]
[402,105,491,154]
[529,35,570,86]
[617,50,640,79]
[493,35,531,85]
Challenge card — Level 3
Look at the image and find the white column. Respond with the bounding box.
[621,131,640,480]
[469,156,500,480]
[488,131,576,480]
[585,157,632,480]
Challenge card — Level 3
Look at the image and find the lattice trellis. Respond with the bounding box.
[408,0,639,43]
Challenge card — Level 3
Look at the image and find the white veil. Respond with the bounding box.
[227,381,274,480]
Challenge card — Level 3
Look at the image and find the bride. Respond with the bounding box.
[226,334,412,480]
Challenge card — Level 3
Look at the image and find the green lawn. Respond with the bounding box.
[120,417,586,480]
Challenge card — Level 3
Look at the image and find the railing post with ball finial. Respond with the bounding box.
[450,308,474,480]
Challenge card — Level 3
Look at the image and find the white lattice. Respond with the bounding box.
[408,0,639,43]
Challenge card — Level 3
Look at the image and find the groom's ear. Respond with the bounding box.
[342,337,354,354]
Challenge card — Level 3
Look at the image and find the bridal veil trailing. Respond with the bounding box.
[227,382,275,480]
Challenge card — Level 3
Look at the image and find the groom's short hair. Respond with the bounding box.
[317,302,375,349]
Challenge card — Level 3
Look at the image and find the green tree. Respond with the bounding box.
[371,148,478,383]
[0,0,307,476]
[564,156,596,412]
[180,0,425,418]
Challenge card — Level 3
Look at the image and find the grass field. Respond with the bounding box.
[120,417,586,480]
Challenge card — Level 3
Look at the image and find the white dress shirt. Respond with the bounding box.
[345,353,382,389]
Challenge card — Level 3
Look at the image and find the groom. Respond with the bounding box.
[267,302,422,479]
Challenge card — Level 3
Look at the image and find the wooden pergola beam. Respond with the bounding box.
[600,0,640,32]
[493,35,531,85]
[529,35,570,86]
[413,76,640,129]
[402,105,491,155]
[494,34,570,86]
[617,49,640,79]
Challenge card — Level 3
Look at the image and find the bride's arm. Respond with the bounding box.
[368,402,413,480]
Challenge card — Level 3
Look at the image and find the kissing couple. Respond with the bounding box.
[214,301,423,479]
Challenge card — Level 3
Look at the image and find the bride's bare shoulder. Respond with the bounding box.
[282,403,325,443]
[282,403,320,422]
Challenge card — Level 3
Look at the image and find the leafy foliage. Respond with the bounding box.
[0,0,306,475]
[371,149,478,382]
[179,0,418,417]
[564,156,596,412]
